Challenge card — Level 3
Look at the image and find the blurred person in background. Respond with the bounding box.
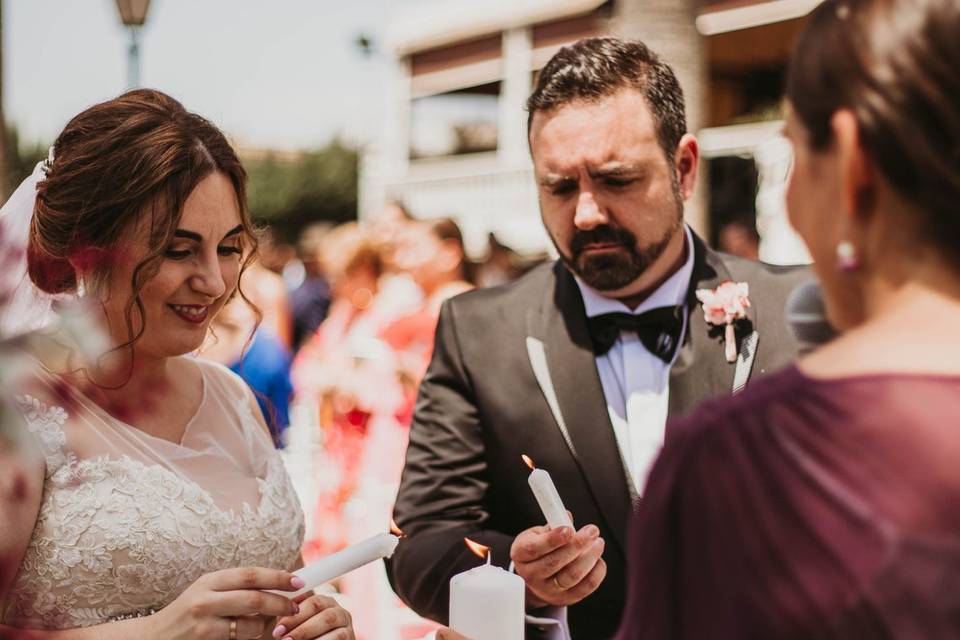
[296,216,468,640]
[292,222,405,557]
[200,295,294,447]
[368,201,413,253]
[382,218,474,427]
[338,218,475,637]
[367,201,423,316]
[612,0,960,637]
[474,231,522,288]
[242,251,294,350]
[717,218,760,260]
[0,89,354,639]
[356,216,479,640]
[289,223,333,352]
[257,225,298,275]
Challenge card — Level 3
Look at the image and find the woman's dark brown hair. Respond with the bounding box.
[28,89,258,351]
[786,0,960,249]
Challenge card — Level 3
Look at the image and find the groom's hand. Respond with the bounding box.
[510,519,607,608]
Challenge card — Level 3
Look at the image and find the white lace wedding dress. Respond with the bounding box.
[2,357,305,629]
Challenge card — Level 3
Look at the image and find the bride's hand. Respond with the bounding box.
[145,567,302,640]
[271,593,354,640]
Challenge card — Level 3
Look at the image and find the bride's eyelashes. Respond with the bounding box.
[164,245,242,260]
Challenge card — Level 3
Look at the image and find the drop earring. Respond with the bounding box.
[76,273,87,298]
[836,241,859,272]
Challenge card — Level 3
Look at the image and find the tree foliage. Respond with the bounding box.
[244,138,358,242]
[1,127,358,246]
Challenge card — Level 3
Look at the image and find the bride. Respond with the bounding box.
[0,89,355,640]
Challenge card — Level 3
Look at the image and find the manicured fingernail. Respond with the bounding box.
[291,601,300,614]
[283,636,294,640]
[272,625,287,639]
[290,576,305,589]
[587,525,599,538]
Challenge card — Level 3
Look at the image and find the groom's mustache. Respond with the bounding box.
[570,225,637,258]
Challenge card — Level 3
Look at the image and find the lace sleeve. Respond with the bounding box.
[15,395,74,479]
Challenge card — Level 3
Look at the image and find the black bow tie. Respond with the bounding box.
[586,306,685,362]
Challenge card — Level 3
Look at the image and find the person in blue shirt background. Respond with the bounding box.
[202,295,293,446]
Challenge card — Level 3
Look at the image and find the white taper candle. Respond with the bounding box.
[268,533,399,598]
[527,467,572,529]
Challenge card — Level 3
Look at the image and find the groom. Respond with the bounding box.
[387,37,807,638]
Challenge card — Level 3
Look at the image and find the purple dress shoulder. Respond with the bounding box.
[618,366,960,640]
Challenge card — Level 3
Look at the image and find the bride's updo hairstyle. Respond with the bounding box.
[28,89,257,342]
[786,0,960,257]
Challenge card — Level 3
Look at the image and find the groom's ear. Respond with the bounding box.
[673,134,699,202]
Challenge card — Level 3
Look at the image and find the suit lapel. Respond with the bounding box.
[668,234,758,417]
[526,263,631,556]
[523,241,763,547]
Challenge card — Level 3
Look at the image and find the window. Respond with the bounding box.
[409,81,501,160]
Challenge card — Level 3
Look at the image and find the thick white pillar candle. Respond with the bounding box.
[524,456,572,529]
[269,533,399,598]
[449,557,525,640]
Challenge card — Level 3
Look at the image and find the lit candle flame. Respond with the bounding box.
[464,537,490,560]
[522,454,536,470]
[390,519,405,537]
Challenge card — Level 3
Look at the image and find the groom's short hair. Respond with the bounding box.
[527,36,687,159]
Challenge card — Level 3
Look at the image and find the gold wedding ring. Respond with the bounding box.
[228,617,238,640]
[553,575,566,591]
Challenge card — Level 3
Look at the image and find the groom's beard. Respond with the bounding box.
[555,194,684,291]
[563,223,676,291]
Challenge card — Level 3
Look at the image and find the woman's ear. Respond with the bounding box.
[832,110,876,222]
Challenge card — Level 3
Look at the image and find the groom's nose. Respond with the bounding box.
[574,191,607,230]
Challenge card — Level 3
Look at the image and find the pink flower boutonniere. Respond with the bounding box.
[695,281,750,363]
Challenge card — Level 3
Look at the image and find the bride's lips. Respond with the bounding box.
[168,304,209,324]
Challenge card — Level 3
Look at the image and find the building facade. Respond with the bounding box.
[360,0,821,264]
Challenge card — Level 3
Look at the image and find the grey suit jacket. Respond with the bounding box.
[387,234,808,639]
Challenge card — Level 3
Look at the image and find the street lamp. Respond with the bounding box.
[114,0,151,88]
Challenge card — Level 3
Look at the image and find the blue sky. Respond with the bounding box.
[3,0,435,151]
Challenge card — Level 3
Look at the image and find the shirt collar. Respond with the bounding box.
[575,225,695,318]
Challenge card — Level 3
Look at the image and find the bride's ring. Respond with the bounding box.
[228,617,238,640]
[553,575,566,591]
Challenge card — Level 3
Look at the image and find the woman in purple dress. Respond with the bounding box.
[617,0,960,638]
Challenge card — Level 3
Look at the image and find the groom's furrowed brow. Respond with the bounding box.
[538,173,576,188]
[589,163,644,178]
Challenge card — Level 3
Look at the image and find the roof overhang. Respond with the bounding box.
[696,0,823,36]
[389,0,608,56]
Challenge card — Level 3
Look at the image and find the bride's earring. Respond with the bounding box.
[836,241,859,272]
[76,273,87,299]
